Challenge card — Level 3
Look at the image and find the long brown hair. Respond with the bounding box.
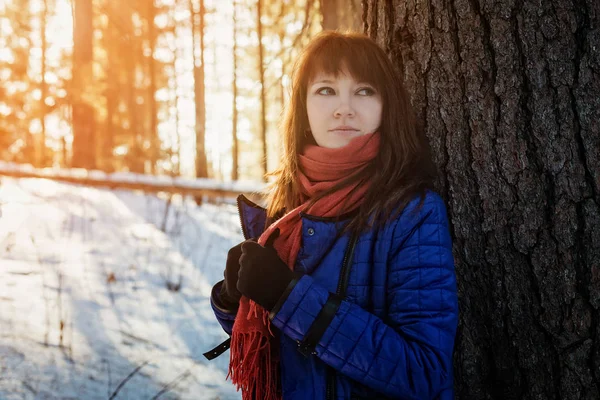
[265,31,437,235]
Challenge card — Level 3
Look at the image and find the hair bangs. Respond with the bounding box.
[303,36,384,91]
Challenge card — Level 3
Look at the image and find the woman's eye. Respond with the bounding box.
[315,87,375,96]
[316,87,335,95]
[357,87,375,96]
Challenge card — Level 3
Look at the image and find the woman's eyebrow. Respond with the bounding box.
[311,79,372,85]
[311,79,336,85]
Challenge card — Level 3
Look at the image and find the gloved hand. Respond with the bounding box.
[218,238,256,311]
[237,228,295,311]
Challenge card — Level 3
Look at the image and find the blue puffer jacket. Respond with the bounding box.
[210,190,459,400]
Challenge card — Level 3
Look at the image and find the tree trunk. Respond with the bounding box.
[173,64,181,176]
[231,0,239,181]
[257,0,267,180]
[320,0,362,31]
[363,1,600,399]
[170,3,181,176]
[147,0,158,174]
[71,0,95,169]
[190,0,208,183]
[39,0,48,167]
[321,0,338,30]
[103,7,116,173]
[346,0,362,31]
[278,13,286,143]
[125,28,142,173]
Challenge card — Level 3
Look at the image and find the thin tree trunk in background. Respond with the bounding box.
[104,90,115,172]
[346,0,362,31]
[320,0,362,31]
[124,7,144,174]
[277,2,287,164]
[172,38,181,176]
[210,18,220,180]
[39,0,48,166]
[320,0,338,30]
[147,0,158,174]
[174,86,181,176]
[190,0,208,188]
[363,1,600,399]
[61,135,67,166]
[277,0,286,118]
[126,34,141,172]
[71,0,95,169]
[257,0,267,180]
[231,0,239,181]
[103,10,116,173]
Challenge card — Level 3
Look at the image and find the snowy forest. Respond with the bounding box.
[1,0,600,399]
[0,0,361,181]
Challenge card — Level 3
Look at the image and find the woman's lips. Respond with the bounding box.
[330,129,359,135]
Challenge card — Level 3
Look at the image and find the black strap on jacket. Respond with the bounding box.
[296,232,358,358]
[296,292,343,357]
[203,338,231,360]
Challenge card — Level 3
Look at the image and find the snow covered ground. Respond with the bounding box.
[0,177,245,399]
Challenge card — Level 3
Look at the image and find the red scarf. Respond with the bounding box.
[228,132,380,400]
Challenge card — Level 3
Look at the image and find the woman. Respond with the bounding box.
[205,31,459,400]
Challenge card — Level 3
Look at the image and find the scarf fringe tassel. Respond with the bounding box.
[228,329,280,400]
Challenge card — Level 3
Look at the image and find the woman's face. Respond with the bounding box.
[306,68,382,149]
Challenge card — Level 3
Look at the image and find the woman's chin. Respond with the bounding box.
[317,133,362,149]
[318,140,351,149]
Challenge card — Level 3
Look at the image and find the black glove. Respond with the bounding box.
[237,229,295,311]
[218,238,256,311]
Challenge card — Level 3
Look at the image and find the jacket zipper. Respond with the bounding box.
[326,368,335,400]
[326,232,359,400]
[336,234,358,297]
[236,195,249,240]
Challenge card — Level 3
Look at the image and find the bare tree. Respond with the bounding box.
[147,0,159,174]
[363,1,600,399]
[231,0,239,181]
[190,0,208,187]
[125,13,143,173]
[71,0,96,169]
[102,2,117,173]
[320,0,338,30]
[320,0,362,31]
[170,1,182,176]
[39,0,49,166]
[257,0,267,180]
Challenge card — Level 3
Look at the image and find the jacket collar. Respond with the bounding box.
[236,194,360,239]
[237,194,268,240]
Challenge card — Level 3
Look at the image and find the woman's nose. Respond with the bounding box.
[334,99,355,117]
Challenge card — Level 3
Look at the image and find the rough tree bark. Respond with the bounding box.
[363,0,600,399]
